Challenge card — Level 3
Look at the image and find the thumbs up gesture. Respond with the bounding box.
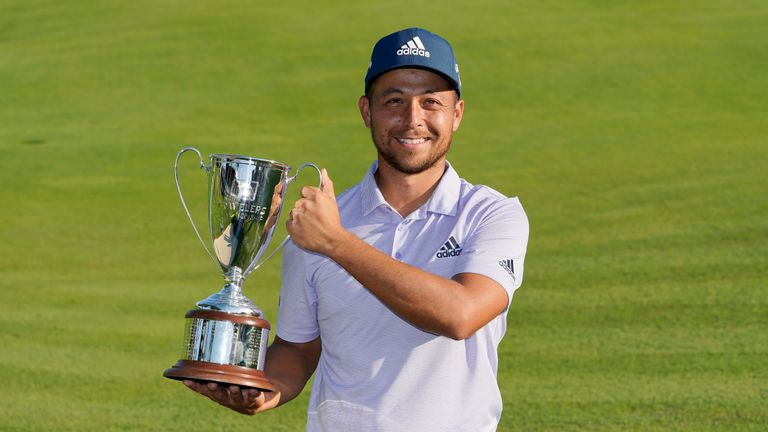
[286,169,345,255]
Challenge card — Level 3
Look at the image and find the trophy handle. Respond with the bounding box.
[174,146,218,266]
[244,163,323,277]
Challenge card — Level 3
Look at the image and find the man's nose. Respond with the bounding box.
[403,100,425,128]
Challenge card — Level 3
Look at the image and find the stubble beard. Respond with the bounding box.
[370,126,451,175]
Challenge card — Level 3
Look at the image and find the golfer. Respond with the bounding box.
[185,27,529,431]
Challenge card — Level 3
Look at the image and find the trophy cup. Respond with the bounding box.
[163,146,320,391]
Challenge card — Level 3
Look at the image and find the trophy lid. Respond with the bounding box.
[196,283,263,316]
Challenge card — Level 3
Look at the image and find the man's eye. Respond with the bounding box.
[386,98,402,105]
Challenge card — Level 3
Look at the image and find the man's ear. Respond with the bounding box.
[452,98,465,132]
[358,95,372,129]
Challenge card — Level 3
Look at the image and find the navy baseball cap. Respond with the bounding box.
[364,27,462,98]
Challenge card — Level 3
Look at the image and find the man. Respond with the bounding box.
[185,27,529,431]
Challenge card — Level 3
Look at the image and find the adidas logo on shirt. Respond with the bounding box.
[396,36,430,58]
[499,259,514,276]
[436,236,462,258]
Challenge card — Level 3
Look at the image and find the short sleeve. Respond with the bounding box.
[452,197,529,306]
[276,241,320,343]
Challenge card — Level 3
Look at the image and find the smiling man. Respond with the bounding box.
[184,27,529,431]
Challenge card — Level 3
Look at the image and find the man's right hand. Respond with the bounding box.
[182,380,281,415]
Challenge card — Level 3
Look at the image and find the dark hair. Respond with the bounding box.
[364,87,460,104]
[364,75,460,105]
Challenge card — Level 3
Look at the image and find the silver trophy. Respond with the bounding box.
[164,147,320,391]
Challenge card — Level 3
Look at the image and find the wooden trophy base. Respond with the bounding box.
[164,360,275,391]
[164,309,275,392]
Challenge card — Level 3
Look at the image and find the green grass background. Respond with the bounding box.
[1,0,766,430]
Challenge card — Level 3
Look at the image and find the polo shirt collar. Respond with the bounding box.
[360,160,461,218]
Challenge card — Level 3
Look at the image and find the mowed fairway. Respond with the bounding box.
[1,1,766,430]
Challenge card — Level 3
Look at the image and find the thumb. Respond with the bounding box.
[321,168,335,198]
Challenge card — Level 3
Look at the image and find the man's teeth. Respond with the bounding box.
[399,138,429,144]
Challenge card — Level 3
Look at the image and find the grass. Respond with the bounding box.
[1,0,766,430]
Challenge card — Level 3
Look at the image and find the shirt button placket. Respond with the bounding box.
[393,221,407,261]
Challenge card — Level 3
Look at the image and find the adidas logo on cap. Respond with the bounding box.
[436,236,462,258]
[397,36,430,58]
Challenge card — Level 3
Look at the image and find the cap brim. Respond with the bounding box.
[365,65,461,98]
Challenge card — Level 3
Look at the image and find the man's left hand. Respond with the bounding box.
[287,169,346,255]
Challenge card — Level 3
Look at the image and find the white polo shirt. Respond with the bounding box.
[277,161,529,432]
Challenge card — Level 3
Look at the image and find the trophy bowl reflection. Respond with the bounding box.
[164,147,320,391]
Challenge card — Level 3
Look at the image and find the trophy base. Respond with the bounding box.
[164,360,276,391]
